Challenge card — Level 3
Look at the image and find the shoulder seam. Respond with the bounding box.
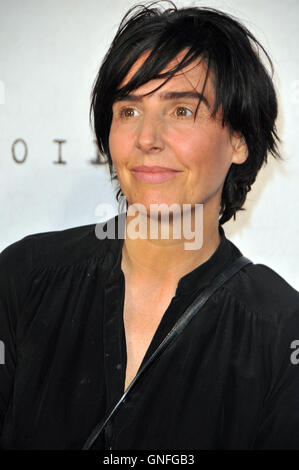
[218,283,264,320]
[28,250,109,271]
[18,225,109,270]
[220,279,299,322]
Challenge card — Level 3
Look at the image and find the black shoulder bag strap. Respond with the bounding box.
[82,255,253,450]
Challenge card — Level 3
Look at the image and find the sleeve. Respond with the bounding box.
[253,304,299,449]
[0,236,33,439]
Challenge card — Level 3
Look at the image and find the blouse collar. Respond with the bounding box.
[103,212,243,296]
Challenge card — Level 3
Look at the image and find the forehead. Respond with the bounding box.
[119,48,214,97]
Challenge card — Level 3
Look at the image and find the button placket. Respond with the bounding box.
[102,267,126,450]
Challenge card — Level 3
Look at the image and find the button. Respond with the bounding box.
[116,363,122,370]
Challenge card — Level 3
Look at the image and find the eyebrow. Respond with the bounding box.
[114,91,210,110]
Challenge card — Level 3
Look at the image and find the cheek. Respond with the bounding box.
[108,122,130,168]
[183,126,232,180]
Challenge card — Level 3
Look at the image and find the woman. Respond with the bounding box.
[1,1,299,450]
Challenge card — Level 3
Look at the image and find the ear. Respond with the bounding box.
[230,133,248,165]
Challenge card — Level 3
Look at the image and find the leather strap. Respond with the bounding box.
[82,255,253,450]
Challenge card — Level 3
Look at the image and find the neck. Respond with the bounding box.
[121,203,222,289]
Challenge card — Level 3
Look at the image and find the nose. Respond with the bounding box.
[136,113,165,154]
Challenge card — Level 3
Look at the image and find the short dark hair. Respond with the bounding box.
[90,0,282,224]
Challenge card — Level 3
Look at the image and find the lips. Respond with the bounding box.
[130,165,180,173]
[130,165,181,183]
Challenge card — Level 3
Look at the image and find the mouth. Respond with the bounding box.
[131,170,179,183]
[130,165,182,183]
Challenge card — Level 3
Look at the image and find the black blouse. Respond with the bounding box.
[1,213,299,450]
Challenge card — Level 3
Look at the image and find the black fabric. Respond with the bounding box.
[82,254,253,450]
[0,213,299,449]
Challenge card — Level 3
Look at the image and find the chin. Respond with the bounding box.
[127,197,184,219]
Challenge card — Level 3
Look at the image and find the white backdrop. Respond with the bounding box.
[1,0,298,289]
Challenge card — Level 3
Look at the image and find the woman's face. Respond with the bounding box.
[109,50,247,215]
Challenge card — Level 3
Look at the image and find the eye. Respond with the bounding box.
[173,106,193,118]
[118,107,139,118]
